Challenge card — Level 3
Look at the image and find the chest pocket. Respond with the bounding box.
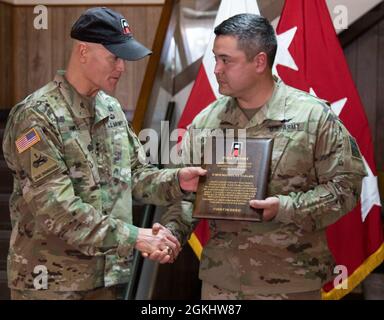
[270,133,290,177]
[102,122,133,221]
[105,122,132,186]
[64,131,100,190]
[246,127,290,179]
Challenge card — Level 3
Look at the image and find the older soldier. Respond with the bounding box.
[159,14,367,299]
[2,7,205,300]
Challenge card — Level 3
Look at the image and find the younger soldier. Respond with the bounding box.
[159,14,367,300]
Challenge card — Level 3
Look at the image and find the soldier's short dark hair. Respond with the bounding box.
[214,13,277,69]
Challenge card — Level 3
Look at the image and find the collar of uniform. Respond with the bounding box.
[53,70,94,119]
[247,76,289,128]
[94,93,113,125]
[264,76,287,122]
[244,103,268,128]
[219,77,287,128]
[218,98,250,128]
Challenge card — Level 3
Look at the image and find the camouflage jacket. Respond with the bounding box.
[2,71,184,291]
[162,78,367,294]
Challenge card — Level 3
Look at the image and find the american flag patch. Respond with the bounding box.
[15,128,41,153]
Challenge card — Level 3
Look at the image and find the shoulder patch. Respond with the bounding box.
[30,147,61,182]
[349,136,362,159]
[15,128,41,153]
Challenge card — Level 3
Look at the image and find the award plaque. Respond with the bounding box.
[193,136,273,222]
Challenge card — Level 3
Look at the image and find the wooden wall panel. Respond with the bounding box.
[356,25,378,146]
[0,3,13,110]
[12,8,27,105]
[344,21,383,172]
[3,5,162,112]
[377,19,384,172]
[115,6,162,115]
[344,40,358,82]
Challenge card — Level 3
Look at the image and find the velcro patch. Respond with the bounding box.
[30,147,60,182]
[349,136,362,159]
[16,128,41,153]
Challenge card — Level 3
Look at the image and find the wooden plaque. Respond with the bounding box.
[193,137,273,222]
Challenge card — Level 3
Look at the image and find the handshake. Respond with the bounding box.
[132,167,207,263]
[135,223,181,264]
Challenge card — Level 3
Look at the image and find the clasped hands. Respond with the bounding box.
[135,223,181,264]
[133,167,206,264]
[134,198,279,264]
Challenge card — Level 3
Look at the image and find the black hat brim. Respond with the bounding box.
[104,38,152,61]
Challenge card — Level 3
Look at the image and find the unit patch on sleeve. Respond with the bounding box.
[349,136,362,160]
[15,128,41,153]
[30,147,61,182]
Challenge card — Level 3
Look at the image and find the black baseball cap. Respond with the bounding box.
[70,7,152,61]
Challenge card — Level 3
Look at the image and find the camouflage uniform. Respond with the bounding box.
[162,78,367,297]
[201,282,321,300]
[11,286,118,300]
[2,71,184,293]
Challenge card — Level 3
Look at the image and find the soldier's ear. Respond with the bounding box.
[78,42,88,64]
[253,52,268,73]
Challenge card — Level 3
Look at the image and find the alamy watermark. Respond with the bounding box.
[32,4,349,31]
[333,5,348,31]
[33,264,48,290]
[33,5,48,30]
[333,264,349,290]
[139,124,248,172]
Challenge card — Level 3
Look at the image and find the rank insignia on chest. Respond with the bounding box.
[15,128,41,153]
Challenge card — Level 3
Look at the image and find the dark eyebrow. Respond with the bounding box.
[213,53,231,59]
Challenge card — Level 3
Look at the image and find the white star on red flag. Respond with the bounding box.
[309,88,347,116]
[273,26,298,76]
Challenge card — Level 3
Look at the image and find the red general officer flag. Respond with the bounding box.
[274,0,383,299]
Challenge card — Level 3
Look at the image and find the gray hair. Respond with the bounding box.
[214,13,277,68]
